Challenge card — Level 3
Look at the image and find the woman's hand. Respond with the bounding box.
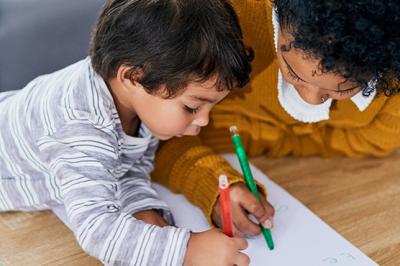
[212,182,275,237]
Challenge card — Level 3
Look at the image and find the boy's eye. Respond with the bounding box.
[184,105,200,114]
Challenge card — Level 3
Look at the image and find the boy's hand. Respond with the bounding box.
[212,182,275,237]
[184,228,249,266]
[133,210,169,227]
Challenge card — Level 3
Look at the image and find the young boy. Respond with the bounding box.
[0,0,253,265]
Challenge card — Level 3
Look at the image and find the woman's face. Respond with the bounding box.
[276,30,362,105]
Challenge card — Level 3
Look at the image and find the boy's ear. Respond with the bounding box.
[116,64,144,92]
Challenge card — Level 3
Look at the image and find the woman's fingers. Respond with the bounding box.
[232,204,261,236]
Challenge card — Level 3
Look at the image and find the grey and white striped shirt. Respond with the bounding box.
[0,58,190,265]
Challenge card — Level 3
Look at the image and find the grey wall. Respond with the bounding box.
[0,0,104,92]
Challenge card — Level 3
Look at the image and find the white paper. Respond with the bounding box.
[53,154,378,266]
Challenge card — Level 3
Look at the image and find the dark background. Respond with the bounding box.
[0,0,104,92]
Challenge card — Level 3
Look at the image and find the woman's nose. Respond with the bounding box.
[295,85,329,105]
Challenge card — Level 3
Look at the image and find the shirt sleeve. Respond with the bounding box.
[118,136,175,223]
[37,120,190,266]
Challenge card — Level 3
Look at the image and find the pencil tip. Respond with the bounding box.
[229,125,238,135]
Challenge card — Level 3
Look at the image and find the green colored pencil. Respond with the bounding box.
[230,125,275,250]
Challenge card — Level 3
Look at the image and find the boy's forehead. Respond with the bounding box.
[187,95,217,104]
[181,82,229,103]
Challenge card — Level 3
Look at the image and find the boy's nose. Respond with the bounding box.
[193,113,209,127]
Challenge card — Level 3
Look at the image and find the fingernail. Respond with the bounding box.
[263,219,273,229]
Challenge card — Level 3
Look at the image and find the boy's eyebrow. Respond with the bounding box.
[282,55,308,83]
[189,95,217,104]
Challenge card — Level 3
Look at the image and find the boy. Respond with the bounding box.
[0,0,252,265]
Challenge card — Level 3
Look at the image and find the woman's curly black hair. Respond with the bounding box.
[273,0,400,96]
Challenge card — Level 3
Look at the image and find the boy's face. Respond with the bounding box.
[109,71,229,140]
[134,79,229,140]
[276,30,363,105]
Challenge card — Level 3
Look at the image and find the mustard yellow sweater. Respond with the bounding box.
[152,0,400,223]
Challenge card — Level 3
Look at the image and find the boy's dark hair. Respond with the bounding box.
[274,0,400,96]
[90,0,253,98]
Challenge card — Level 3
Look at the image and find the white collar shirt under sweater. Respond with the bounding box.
[0,57,189,266]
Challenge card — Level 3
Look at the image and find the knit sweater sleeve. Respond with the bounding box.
[326,96,400,157]
[281,96,400,158]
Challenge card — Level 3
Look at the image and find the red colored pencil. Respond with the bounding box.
[219,174,234,237]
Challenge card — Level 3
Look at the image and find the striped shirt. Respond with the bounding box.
[0,58,190,265]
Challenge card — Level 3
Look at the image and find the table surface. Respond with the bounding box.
[1,152,399,266]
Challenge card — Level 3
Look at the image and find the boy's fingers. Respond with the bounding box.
[234,252,250,266]
[233,237,248,250]
[233,207,261,236]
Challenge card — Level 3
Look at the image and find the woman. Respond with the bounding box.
[152,0,400,237]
